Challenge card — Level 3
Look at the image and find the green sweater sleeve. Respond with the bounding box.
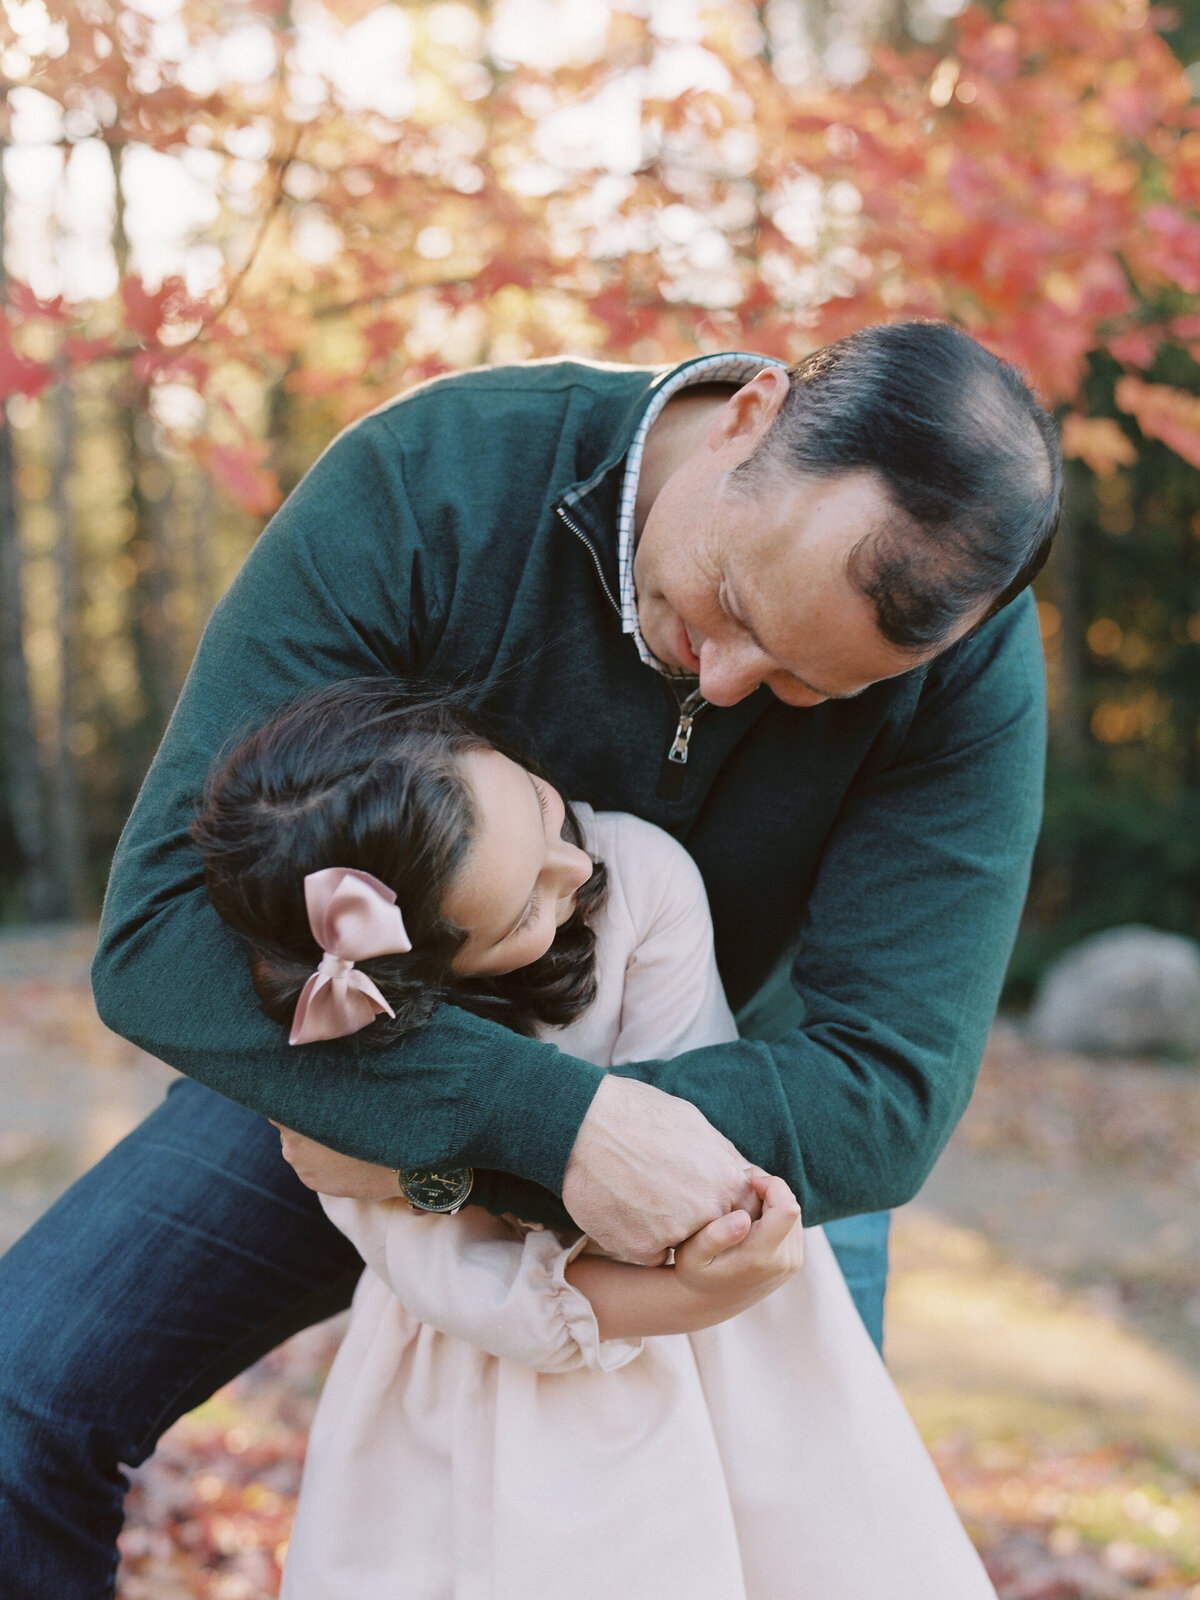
[91,417,604,1216]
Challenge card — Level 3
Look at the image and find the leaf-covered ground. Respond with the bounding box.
[113,1337,1200,1600]
[113,1326,1200,1600]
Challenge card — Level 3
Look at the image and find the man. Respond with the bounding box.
[0,321,1060,1596]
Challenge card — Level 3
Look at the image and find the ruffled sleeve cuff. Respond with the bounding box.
[544,1233,645,1374]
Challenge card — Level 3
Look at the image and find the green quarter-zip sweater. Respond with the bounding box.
[92,357,1046,1230]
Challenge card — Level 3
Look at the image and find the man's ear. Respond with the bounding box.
[707,367,790,458]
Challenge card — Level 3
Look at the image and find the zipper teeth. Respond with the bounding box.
[668,691,711,764]
[554,502,715,762]
[674,688,711,733]
[555,502,620,616]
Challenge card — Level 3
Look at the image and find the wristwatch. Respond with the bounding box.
[397,1166,474,1214]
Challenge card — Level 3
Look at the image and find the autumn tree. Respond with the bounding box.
[3,0,1199,958]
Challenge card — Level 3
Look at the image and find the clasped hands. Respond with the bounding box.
[273,1074,773,1265]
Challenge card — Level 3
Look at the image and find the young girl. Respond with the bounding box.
[193,677,997,1600]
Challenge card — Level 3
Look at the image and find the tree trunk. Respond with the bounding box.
[0,145,55,919]
[0,401,55,918]
[47,378,87,918]
[109,143,179,788]
[1048,463,1090,776]
[189,458,217,629]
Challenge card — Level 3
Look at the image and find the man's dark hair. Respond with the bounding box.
[736,321,1062,650]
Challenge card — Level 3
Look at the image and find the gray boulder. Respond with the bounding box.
[1029,925,1200,1056]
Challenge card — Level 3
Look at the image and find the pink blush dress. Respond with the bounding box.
[280,809,998,1600]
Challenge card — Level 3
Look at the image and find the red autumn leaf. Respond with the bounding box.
[999,306,1098,404]
[1135,204,1200,294]
[1167,313,1200,363]
[284,366,361,401]
[63,335,118,366]
[1105,327,1158,368]
[121,275,190,343]
[401,357,451,386]
[738,279,776,319]
[191,438,282,517]
[6,282,73,325]
[1114,375,1200,469]
[472,255,541,296]
[360,317,401,368]
[587,288,661,346]
[131,349,168,386]
[0,314,53,400]
[0,349,53,401]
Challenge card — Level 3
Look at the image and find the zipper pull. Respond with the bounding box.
[656,689,706,801]
[668,709,696,765]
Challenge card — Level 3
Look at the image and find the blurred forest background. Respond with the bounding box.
[3,0,1200,1000]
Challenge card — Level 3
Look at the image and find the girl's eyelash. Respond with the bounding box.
[504,782,549,938]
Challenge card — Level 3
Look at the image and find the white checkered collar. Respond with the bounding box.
[617,353,786,678]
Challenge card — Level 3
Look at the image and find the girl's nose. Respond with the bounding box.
[553,838,594,896]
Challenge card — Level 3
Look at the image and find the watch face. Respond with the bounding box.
[398,1166,474,1213]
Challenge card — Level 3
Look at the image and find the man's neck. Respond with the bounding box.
[634,386,736,539]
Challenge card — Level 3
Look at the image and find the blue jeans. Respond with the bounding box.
[822,1209,891,1354]
[0,1077,890,1599]
[0,1079,365,1600]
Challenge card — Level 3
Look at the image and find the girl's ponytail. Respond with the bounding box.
[247,944,323,1031]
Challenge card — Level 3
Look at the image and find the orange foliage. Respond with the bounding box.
[1114,376,1200,468]
[1061,413,1139,477]
[7,0,1200,511]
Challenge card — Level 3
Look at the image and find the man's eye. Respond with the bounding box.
[517,893,540,932]
[532,780,549,818]
[719,585,747,631]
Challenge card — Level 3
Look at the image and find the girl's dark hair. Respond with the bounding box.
[191,678,608,1044]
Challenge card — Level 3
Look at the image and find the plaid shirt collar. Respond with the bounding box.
[616,353,786,678]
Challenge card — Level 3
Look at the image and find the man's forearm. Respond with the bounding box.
[93,869,606,1195]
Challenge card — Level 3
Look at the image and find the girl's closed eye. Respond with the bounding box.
[442,749,595,977]
[514,893,541,935]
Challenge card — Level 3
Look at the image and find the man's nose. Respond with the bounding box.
[697,638,770,707]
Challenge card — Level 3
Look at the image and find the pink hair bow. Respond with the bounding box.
[289,868,412,1046]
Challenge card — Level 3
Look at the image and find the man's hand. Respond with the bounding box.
[561,1076,759,1264]
[272,1123,400,1201]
